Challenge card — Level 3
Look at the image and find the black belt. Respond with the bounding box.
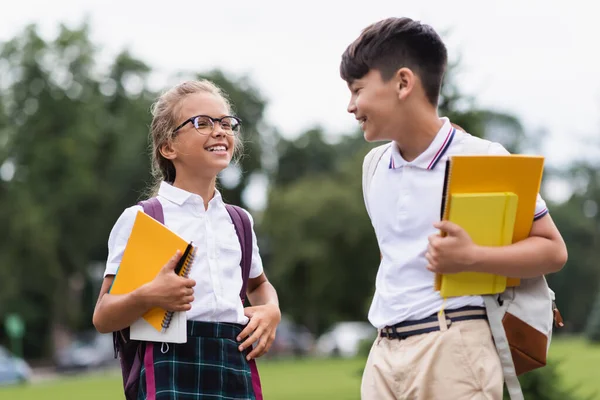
[380,306,487,340]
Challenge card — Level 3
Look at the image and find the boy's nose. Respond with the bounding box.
[347,100,357,114]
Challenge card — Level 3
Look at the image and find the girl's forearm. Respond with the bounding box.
[93,284,153,333]
[247,281,279,307]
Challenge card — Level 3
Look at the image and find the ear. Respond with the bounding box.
[160,140,177,161]
[395,67,415,100]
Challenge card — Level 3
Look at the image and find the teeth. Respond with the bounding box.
[208,146,226,152]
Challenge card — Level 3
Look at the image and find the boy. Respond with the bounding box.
[340,17,568,399]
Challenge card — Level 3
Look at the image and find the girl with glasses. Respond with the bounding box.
[93,80,279,399]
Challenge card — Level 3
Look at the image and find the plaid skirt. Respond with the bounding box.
[137,321,259,400]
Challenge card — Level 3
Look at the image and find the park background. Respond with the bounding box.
[1,1,600,399]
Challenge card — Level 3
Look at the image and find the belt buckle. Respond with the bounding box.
[386,326,397,339]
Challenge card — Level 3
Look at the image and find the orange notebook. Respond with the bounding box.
[436,155,544,290]
[109,210,196,333]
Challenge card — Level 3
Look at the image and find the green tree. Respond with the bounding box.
[585,290,600,342]
[547,164,600,333]
[440,61,527,153]
[0,22,155,357]
[262,148,378,333]
[272,127,340,187]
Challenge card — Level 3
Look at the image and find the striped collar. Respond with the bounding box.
[389,119,456,170]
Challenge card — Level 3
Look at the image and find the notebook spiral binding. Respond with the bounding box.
[161,244,197,333]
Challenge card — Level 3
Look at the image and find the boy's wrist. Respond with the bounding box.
[466,244,485,272]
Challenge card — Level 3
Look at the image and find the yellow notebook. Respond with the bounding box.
[109,210,196,333]
[436,155,544,290]
[438,192,518,297]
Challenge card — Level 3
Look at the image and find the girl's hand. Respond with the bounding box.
[142,250,196,312]
[237,303,281,360]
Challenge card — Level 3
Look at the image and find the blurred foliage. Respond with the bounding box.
[585,289,600,342]
[503,362,592,400]
[0,22,156,357]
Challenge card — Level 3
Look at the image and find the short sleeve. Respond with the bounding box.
[242,209,264,279]
[104,205,142,277]
[487,141,549,221]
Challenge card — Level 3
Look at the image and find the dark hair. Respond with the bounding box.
[340,17,448,106]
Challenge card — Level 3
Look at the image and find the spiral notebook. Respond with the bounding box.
[109,210,196,343]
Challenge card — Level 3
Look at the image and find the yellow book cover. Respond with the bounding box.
[109,210,195,332]
[438,192,517,297]
[436,155,544,289]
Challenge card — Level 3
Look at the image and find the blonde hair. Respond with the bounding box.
[148,79,243,196]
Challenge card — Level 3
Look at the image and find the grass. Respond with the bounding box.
[0,369,124,400]
[548,336,600,399]
[1,336,598,400]
[259,357,364,399]
[0,357,364,400]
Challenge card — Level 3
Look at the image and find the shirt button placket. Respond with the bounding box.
[397,167,407,219]
[205,216,220,316]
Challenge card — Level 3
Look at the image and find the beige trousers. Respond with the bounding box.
[361,318,503,400]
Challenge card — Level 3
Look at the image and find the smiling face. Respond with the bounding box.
[340,18,448,142]
[161,92,237,179]
[347,68,413,142]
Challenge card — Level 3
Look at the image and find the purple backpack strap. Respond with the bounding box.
[113,197,164,400]
[224,204,262,400]
[225,204,253,302]
[139,197,164,224]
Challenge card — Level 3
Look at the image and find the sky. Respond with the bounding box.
[2,0,599,206]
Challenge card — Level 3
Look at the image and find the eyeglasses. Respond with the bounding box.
[172,115,242,136]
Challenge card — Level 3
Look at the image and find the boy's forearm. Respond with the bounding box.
[93,285,152,333]
[247,281,279,307]
[469,236,567,278]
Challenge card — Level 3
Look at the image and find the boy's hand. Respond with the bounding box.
[237,303,281,361]
[425,221,479,274]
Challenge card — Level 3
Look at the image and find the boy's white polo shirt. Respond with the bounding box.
[365,117,548,329]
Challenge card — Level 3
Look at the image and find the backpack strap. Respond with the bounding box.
[224,204,263,400]
[483,295,523,400]
[138,197,165,224]
[225,204,253,302]
[461,134,493,155]
[362,144,391,218]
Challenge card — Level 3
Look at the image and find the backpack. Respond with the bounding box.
[361,135,563,400]
[112,197,263,400]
